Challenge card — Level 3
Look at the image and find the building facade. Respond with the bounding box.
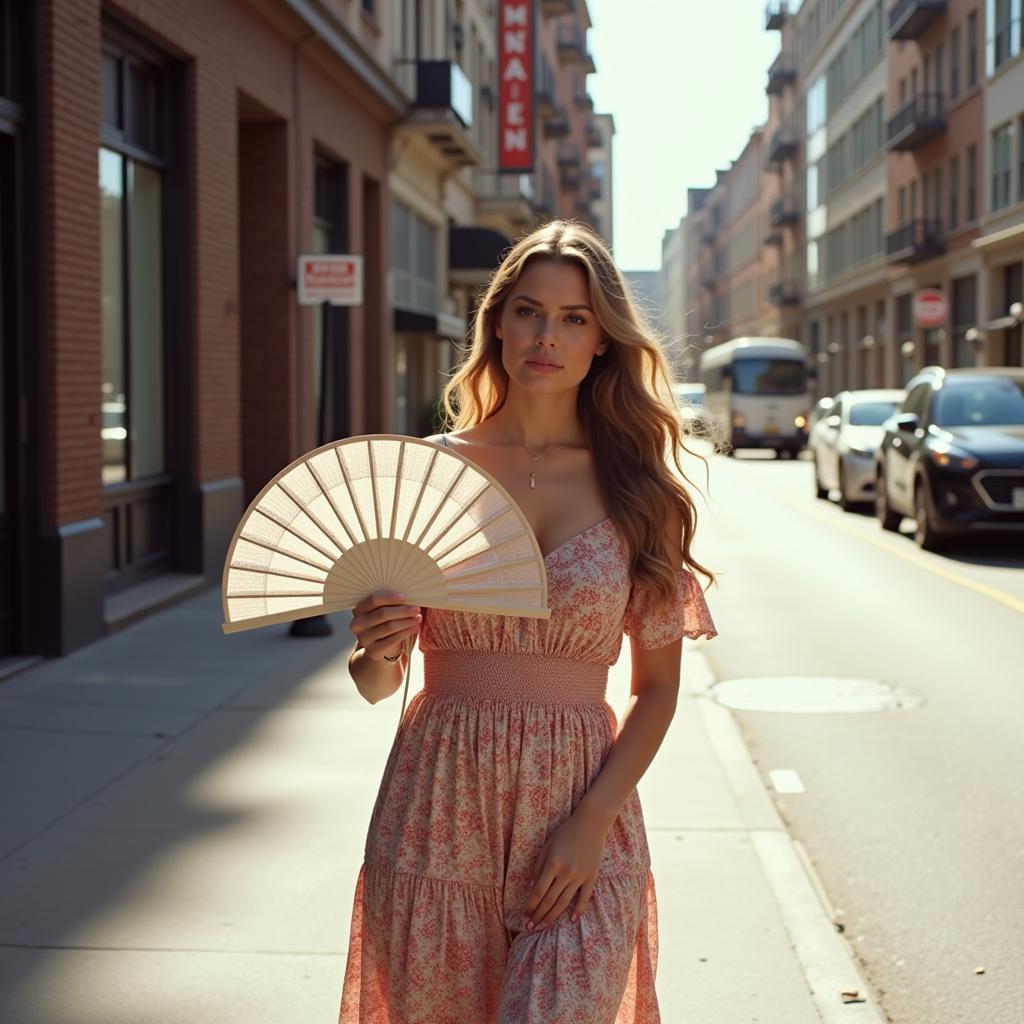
[673,0,1024,399]
[0,0,613,666]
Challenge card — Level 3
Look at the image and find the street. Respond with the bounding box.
[695,440,1024,1024]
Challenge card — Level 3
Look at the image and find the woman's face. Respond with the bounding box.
[494,258,608,390]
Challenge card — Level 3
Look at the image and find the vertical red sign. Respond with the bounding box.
[498,0,534,172]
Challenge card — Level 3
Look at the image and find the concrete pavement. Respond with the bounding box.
[0,586,883,1023]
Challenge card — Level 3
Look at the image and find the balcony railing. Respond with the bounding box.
[473,169,534,206]
[541,0,575,15]
[409,60,472,127]
[585,118,602,148]
[765,1,787,30]
[886,91,945,150]
[533,165,556,217]
[557,141,581,169]
[574,88,594,111]
[763,229,784,246]
[886,218,945,263]
[536,56,557,117]
[769,194,801,227]
[769,279,801,305]
[888,0,947,40]
[559,164,582,190]
[397,60,479,166]
[556,25,586,65]
[767,125,799,162]
[542,105,570,139]
[766,52,796,94]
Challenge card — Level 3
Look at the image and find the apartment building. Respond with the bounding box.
[683,130,778,356]
[794,0,890,395]
[972,0,1024,365]
[764,0,806,343]
[659,217,690,373]
[0,0,611,664]
[673,0,1022,399]
[588,112,615,246]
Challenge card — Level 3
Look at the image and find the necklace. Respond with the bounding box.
[519,441,568,489]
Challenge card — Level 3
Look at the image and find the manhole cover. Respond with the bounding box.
[708,676,923,713]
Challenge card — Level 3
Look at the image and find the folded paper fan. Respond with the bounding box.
[221,433,551,634]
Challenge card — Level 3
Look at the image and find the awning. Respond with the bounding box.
[449,225,512,285]
[970,220,1024,252]
[393,306,466,339]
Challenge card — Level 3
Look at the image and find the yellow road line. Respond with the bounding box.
[758,483,1024,616]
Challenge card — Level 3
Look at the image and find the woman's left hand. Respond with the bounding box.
[524,806,612,930]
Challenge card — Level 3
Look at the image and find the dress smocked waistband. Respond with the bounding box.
[422,649,609,705]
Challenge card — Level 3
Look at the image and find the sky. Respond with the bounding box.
[587,0,783,272]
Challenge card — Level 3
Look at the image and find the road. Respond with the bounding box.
[686,441,1024,1024]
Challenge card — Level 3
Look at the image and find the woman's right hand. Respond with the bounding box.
[349,591,423,662]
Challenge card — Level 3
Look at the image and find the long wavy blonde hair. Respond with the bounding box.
[438,219,717,613]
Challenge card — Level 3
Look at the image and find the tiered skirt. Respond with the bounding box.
[339,649,661,1024]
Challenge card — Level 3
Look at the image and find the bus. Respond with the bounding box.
[699,336,814,458]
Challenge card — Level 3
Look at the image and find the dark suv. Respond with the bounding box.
[873,366,1024,551]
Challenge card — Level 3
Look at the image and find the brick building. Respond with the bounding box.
[0,0,612,665]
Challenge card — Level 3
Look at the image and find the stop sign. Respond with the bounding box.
[913,288,948,328]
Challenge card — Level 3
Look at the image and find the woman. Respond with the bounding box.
[340,220,719,1023]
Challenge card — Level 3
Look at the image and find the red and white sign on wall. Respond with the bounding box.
[297,254,364,306]
[498,0,534,172]
[913,287,948,328]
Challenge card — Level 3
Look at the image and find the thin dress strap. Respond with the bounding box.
[442,433,450,448]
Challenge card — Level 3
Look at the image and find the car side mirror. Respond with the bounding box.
[824,415,841,428]
[893,412,919,432]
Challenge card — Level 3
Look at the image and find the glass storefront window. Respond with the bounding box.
[99,147,166,485]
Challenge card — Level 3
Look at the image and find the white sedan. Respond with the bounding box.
[811,389,905,511]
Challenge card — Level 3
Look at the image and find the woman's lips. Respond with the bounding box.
[525,360,562,373]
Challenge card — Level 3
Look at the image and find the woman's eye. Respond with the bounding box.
[516,306,537,317]
[567,314,586,325]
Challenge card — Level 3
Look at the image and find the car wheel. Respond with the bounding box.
[813,453,828,500]
[838,462,856,512]
[875,470,901,531]
[914,478,946,552]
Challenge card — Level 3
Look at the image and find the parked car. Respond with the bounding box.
[873,366,1024,551]
[807,395,835,435]
[811,389,906,511]
[673,382,708,436]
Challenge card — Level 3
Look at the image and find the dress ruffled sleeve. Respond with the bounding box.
[623,567,719,649]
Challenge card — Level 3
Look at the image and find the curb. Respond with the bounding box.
[688,646,889,1024]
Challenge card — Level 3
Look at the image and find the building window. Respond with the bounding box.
[99,38,169,487]
[936,42,945,99]
[967,10,979,86]
[950,154,960,228]
[1018,116,1024,203]
[986,0,1022,74]
[992,123,1013,211]
[898,185,906,224]
[950,25,961,98]
[966,143,977,220]
[933,166,943,224]
[391,200,438,314]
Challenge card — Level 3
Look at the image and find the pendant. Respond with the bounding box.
[529,472,536,489]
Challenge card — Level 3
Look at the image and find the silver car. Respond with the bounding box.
[811,389,906,511]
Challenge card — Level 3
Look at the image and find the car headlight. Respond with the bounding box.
[929,444,979,470]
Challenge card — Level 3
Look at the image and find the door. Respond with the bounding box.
[0,132,17,655]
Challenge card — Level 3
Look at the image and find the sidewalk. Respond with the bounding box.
[0,586,882,1024]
